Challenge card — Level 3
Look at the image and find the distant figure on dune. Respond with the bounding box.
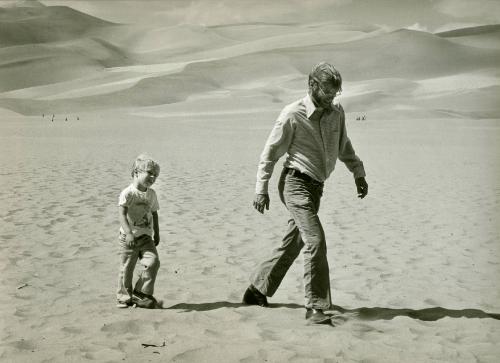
[243,62,368,324]
[116,154,162,309]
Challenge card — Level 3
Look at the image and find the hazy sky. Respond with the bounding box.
[21,0,500,32]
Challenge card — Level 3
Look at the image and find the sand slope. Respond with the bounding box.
[0,3,114,46]
[1,113,499,363]
[436,24,500,49]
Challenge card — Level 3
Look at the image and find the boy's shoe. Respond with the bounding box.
[116,301,129,308]
[242,284,269,307]
[305,309,332,325]
[132,289,158,309]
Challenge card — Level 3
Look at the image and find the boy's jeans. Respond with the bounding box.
[116,234,160,303]
[250,169,332,310]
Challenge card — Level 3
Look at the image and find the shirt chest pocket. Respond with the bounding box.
[324,129,340,152]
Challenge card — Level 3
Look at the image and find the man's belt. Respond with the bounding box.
[284,167,323,187]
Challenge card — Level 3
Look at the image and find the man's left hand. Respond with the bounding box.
[355,177,368,199]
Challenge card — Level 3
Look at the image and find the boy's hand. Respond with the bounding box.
[154,235,160,246]
[125,232,136,248]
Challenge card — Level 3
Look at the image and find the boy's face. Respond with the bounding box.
[134,167,158,191]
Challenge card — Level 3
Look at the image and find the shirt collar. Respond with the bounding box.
[304,93,338,118]
[131,183,148,193]
[304,93,318,118]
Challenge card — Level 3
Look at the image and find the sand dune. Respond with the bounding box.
[277,29,500,80]
[436,25,500,50]
[1,2,498,117]
[1,2,500,362]
[208,22,380,42]
[0,38,135,93]
[0,53,103,93]
[0,2,114,46]
[147,27,500,79]
[2,26,500,116]
[435,24,500,38]
[114,24,239,54]
[135,22,383,63]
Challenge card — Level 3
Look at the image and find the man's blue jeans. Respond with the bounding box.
[250,169,332,310]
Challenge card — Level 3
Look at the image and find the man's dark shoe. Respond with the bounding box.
[305,309,332,325]
[242,285,269,307]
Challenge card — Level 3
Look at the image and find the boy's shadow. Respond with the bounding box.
[166,302,500,321]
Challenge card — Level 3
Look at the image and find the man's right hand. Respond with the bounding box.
[253,194,270,214]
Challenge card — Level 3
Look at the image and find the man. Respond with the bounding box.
[242,62,368,324]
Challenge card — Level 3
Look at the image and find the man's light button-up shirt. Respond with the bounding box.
[255,94,365,194]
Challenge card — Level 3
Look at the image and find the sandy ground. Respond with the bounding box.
[1,109,499,362]
[1,1,500,362]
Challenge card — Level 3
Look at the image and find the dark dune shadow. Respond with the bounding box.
[332,305,500,322]
[165,301,500,322]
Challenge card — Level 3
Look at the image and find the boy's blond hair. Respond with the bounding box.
[131,154,160,177]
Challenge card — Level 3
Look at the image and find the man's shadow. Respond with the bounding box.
[330,305,500,322]
[165,302,500,321]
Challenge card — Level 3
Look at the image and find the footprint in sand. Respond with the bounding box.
[61,326,83,335]
[101,319,145,335]
[73,246,91,255]
[9,339,36,352]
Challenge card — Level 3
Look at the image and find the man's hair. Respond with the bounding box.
[308,62,342,91]
[131,154,160,177]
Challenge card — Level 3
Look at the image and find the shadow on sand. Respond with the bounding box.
[166,302,304,311]
[166,301,500,321]
[331,305,500,322]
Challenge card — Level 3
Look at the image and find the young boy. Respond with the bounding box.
[116,154,161,308]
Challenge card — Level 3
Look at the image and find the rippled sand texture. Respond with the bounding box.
[1,1,500,362]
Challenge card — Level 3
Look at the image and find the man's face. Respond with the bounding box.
[311,79,340,109]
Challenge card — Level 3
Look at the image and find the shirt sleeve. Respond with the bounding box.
[255,111,295,194]
[118,189,131,207]
[337,105,366,178]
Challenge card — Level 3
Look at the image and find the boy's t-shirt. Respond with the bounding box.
[118,184,159,237]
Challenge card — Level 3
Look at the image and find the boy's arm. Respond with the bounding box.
[119,206,135,246]
[152,211,160,246]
